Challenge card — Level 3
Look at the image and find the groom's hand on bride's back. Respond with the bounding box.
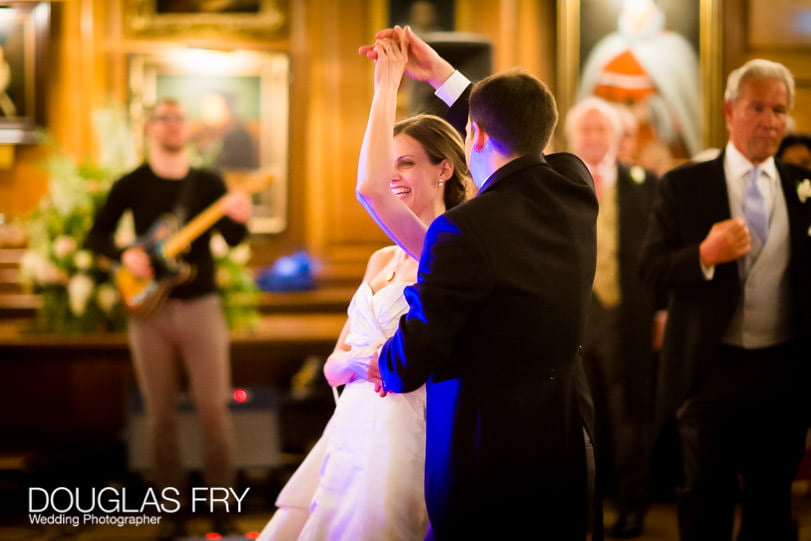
[368,351,390,397]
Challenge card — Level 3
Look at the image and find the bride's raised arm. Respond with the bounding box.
[356,27,428,260]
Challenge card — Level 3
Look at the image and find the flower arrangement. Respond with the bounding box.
[19,105,260,333]
[20,155,127,333]
[211,233,261,332]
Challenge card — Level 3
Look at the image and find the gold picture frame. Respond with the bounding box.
[0,2,50,144]
[125,0,288,40]
[556,0,723,157]
[129,50,290,234]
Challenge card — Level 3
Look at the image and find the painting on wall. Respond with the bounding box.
[388,0,455,32]
[126,0,287,40]
[558,0,722,169]
[0,2,50,144]
[130,51,290,234]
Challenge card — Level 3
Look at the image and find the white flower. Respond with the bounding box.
[210,234,229,258]
[797,178,811,204]
[114,210,136,249]
[20,251,48,285]
[67,274,94,316]
[53,235,77,258]
[96,283,119,314]
[630,166,646,184]
[44,264,68,285]
[230,243,251,265]
[74,250,94,271]
[24,253,67,285]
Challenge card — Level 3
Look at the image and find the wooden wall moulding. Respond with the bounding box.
[124,0,289,41]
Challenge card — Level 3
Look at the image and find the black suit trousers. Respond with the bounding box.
[583,296,653,513]
[675,342,807,541]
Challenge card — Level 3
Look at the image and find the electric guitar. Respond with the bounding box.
[115,169,275,317]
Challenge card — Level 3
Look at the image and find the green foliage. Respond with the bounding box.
[211,234,261,333]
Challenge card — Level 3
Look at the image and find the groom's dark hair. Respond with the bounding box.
[469,68,558,156]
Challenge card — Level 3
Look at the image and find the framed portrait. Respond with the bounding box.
[388,0,455,32]
[0,2,50,144]
[125,0,288,40]
[557,0,723,164]
[129,50,290,234]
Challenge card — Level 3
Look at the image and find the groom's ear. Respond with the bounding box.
[470,121,487,152]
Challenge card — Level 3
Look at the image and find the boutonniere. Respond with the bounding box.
[630,165,646,184]
[797,178,811,203]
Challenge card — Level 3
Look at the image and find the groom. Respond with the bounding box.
[364,27,600,540]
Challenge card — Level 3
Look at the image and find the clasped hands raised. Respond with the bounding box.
[358,25,455,89]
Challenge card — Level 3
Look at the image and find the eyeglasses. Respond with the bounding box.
[150,114,187,124]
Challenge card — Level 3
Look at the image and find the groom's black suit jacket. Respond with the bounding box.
[379,144,599,539]
[640,153,811,431]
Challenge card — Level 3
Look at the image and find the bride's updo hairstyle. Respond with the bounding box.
[394,114,471,210]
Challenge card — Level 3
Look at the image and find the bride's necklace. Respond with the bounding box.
[384,248,409,282]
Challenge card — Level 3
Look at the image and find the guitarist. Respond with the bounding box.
[85,98,251,540]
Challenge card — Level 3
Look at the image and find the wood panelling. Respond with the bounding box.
[0,145,49,221]
[724,0,811,133]
[301,0,386,280]
[748,0,811,49]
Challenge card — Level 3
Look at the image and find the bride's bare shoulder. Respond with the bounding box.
[363,245,399,280]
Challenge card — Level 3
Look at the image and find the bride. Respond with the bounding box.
[257,30,470,541]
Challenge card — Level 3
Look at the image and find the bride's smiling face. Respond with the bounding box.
[392,133,447,219]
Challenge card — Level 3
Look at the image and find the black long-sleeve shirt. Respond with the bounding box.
[85,163,248,299]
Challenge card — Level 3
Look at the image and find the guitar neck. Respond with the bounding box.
[162,197,227,258]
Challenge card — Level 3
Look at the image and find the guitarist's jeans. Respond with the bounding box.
[127,294,237,497]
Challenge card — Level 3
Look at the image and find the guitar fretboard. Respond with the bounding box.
[162,198,227,258]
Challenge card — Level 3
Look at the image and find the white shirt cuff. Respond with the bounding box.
[434,70,471,107]
[700,258,715,280]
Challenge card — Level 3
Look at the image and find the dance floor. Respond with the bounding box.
[4,492,811,541]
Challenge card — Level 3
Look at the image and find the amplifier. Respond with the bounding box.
[127,385,282,472]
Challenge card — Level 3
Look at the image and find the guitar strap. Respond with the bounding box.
[171,168,199,226]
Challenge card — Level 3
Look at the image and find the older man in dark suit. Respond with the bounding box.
[566,96,660,539]
[641,58,811,540]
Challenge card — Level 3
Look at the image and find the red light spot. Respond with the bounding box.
[245,532,260,539]
[205,533,222,541]
[233,388,248,402]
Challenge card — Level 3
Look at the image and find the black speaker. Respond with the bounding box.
[407,31,492,117]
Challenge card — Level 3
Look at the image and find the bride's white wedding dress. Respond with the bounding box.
[258,281,428,541]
